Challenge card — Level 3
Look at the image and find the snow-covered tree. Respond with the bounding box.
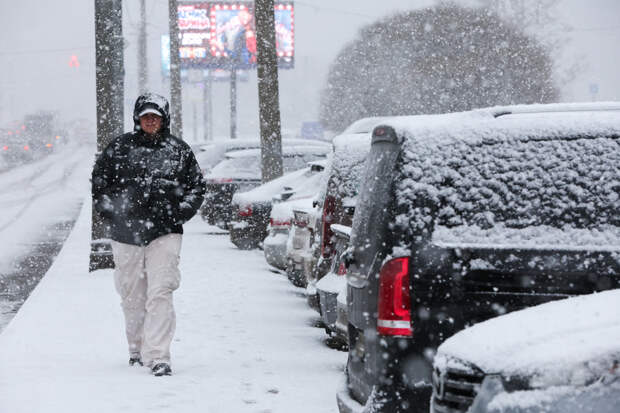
[320,4,559,132]
[477,0,580,90]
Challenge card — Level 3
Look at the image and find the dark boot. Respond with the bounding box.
[129,355,143,366]
[151,363,172,376]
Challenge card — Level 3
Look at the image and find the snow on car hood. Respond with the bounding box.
[436,289,620,388]
[233,166,324,208]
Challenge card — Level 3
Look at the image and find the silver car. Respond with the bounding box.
[263,161,326,267]
[316,223,351,344]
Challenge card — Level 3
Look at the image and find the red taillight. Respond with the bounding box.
[23,145,29,151]
[2,145,7,151]
[377,257,412,337]
[320,196,336,258]
[270,218,290,228]
[208,178,233,184]
[337,262,347,276]
[238,205,252,217]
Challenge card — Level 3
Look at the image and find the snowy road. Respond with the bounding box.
[0,198,347,412]
[0,143,94,329]
[0,144,90,239]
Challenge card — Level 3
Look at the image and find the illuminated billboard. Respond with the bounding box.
[162,34,250,82]
[176,1,294,69]
[274,3,294,60]
[178,3,211,63]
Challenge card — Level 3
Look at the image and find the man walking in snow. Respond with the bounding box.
[91,93,206,376]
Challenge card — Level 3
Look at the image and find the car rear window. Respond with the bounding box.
[320,134,372,202]
[394,134,620,251]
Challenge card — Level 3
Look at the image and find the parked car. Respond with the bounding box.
[306,128,376,313]
[264,162,326,269]
[195,137,324,176]
[203,143,330,229]
[264,198,311,270]
[316,223,351,344]
[337,102,620,413]
[283,117,388,293]
[432,289,620,413]
[230,159,327,250]
[285,205,319,288]
[194,138,261,176]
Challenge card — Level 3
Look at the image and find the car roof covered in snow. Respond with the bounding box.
[342,116,392,134]
[435,288,620,387]
[378,102,620,148]
[206,146,330,181]
[269,160,329,221]
[380,102,620,251]
[225,145,331,159]
[194,138,330,172]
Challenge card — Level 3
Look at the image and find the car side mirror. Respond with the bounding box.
[280,187,294,201]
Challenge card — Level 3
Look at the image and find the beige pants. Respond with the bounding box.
[111,234,182,366]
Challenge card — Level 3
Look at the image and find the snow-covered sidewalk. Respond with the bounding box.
[0,199,346,413]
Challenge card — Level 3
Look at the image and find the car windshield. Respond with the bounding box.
[210,156,262,178]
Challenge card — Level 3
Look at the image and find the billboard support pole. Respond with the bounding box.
[168,0,183,137]
[203,71,212,141]
[138,0,147,93]
[230,67,237,139]
[91,0,124,272]
[256,0,283,182]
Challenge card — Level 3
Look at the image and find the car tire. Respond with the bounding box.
[231,236,260,250]
[286,266,307,288]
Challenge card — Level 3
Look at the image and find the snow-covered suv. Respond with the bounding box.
[337,102,620,413]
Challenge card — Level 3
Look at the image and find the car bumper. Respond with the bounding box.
[306,282,320,313]
[318,288,338,328]
[339,384,432,413]
[442,375,620,413]
[317,272,347,336]
[286,254,307,287]
[263,233,288,270]
[335,290,348,342]
[337,389,365,413]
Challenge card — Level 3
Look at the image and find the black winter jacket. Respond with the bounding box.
[92,131,206,246]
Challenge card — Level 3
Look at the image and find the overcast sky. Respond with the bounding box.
[1,0,619,140]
